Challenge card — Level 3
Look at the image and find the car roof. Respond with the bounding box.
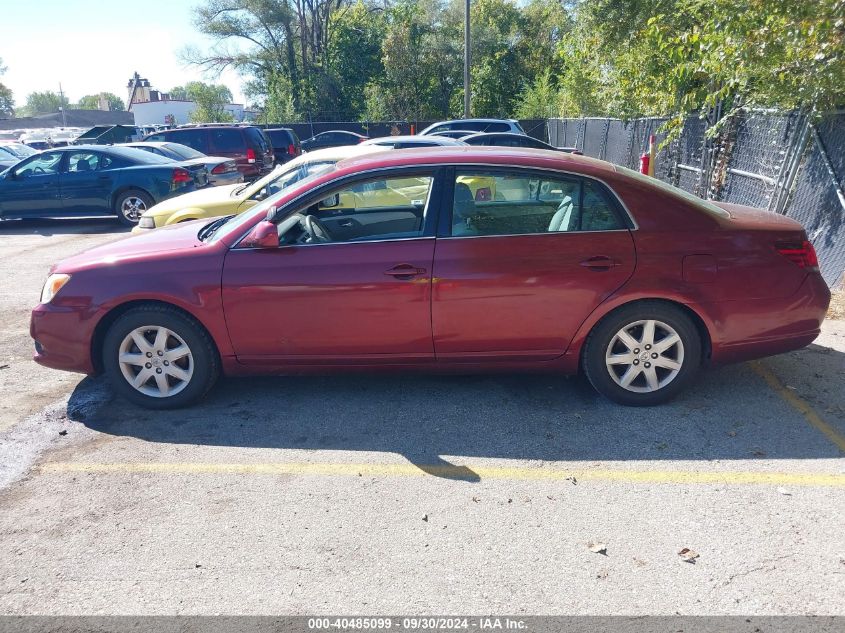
[286,144,384,167]
[334,146,615,176]
[462,132,538,140]
[363,135,464,145]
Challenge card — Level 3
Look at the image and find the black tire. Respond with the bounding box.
[102,304,220,409]
[582,301,702,406]
[114,189,154,227]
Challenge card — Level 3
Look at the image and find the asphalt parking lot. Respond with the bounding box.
[0,219,844,615]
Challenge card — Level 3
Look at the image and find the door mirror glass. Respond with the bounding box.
[240,220,279,249]
[318,193,340,208]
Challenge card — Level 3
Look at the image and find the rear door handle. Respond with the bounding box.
[385,264,426,279]
[580,256,621,271]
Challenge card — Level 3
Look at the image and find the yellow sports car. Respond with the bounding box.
[132,145,385,233]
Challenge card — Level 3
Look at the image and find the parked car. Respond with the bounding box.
[460,132,581,153]
[122,142,243,187]
[419,118,526,136]
[131,144,384,232]
[264,128,302,165]
[0,142,38,160]
[0,145,198,226]
[31,147,830,409]
[362,135,466,149]
[0,142,37,169]
[301,130,368,152]
[142,125,274,181]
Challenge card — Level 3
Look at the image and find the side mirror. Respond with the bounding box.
[239,220,279,249]
[319,193,339,208]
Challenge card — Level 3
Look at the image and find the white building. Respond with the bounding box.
[130,100,245,126]
[126,72,245,126]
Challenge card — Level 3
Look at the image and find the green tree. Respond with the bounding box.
[555,0,845,137]
[168,86,189,100]
[76,93,125,111]
[0,57,13,117]
[182,81,235,123]
[19,91,70,116]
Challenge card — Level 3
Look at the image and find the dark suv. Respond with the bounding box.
[264,128,302,165]
[142,125,274,180]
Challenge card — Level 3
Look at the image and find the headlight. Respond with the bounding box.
[40,274,71,305]
[138,216,156,229]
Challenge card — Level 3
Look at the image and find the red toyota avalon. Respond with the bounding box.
[31,147,830,409]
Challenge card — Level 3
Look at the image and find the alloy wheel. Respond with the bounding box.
[121,197,147,222]
[604,319,685,393]
[117,326,194,398]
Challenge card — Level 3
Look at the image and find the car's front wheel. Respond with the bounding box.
[582,302,702,406]
[114,189,153,227]
[102,305,219,409]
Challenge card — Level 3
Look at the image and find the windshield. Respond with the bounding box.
[616,165,730,218]
[250,161,337,201]
[207,163,337,243]
[165,143,206,160]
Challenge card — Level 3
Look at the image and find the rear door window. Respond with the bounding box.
[448,170,625,237]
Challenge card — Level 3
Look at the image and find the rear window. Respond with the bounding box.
[616,165,730,219]
[245,128,271,152]
[164,143,205,160]
[107,146,176,165]
[209,128,244,153]
[266,129,298,146]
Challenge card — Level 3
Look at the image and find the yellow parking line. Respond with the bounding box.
[751,360,845,453]
[40,461,845,487]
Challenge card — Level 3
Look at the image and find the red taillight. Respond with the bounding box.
[172,168,191,184]
[777,240,819,270]
[287,144,296,155]
[246,148,256,163]
[211,162,235,174]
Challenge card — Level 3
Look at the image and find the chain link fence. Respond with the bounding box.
[548,111,845,288]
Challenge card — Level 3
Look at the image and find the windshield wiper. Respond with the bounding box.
[198,215,234,241]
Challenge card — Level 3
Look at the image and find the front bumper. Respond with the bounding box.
[31,304,97,374]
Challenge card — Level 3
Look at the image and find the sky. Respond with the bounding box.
[0,0,249,108]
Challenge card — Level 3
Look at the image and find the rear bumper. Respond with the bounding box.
[706,273,831,365]
[31,304,96,374]
[209,171,244,187]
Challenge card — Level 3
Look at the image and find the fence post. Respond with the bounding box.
[771,111,812,214]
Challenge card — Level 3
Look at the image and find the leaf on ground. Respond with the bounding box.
[777,487,791,495]
[587,541,607,555]
[678,547,699,563]
[422,514,428,522]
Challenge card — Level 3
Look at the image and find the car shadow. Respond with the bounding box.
[0,217,128,236]
[70,344,845,482]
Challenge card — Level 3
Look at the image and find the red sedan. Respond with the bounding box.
[31,147,830,409]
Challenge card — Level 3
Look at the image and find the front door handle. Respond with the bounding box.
[385,264,426,279]
[580,256,621,271]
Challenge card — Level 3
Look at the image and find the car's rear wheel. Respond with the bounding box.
[582,302,702,406]
[114,189,153,227]
[102,305,219,409]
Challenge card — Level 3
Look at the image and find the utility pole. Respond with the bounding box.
[58,83,67,127]
[463,0,471,118]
